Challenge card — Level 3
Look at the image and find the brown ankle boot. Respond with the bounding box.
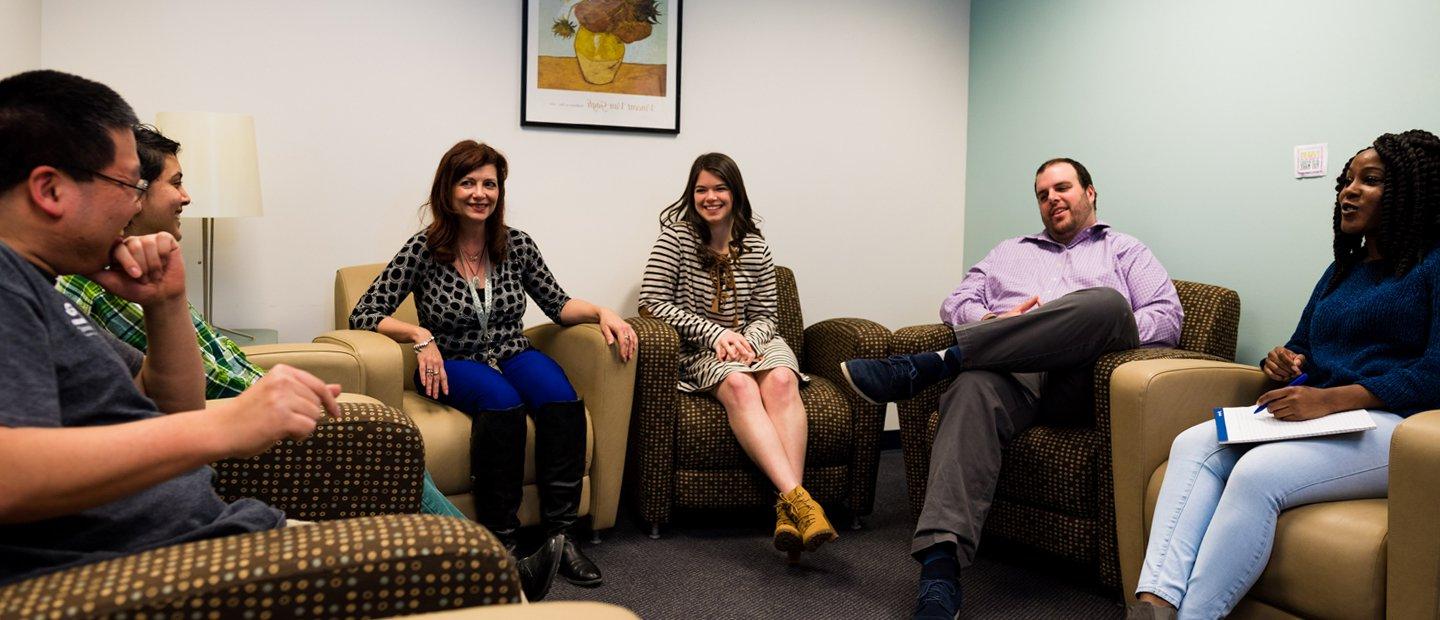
[779,485,837,551]
[774,499,803,561]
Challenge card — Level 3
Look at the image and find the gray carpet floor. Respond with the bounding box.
[545,450,1125,619]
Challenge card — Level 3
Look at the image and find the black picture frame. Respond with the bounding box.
[521,0,682,133]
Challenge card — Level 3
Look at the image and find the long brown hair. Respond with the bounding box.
[424,140,509,265]
[658,152,762,251]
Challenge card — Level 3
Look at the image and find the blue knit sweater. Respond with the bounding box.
[1285,248,1440,416]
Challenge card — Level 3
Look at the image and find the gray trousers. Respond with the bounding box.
[910,287,1142,566]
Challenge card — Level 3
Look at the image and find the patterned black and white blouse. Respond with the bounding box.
[350,228,570,364]
[639,221,806,392]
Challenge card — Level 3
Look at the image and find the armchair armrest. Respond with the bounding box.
[1387,409,1440,617]
[241,342,365,392]
[525,323,637,531]
[0,515,518,618]
[803,317,891,513]
[889,323,955,424]
[1093,348,1229,434]
[1109,358,1268,603]
[314,329,406,409]
[625,316,682,525]
[801,317,890,385]
[211,401,425,520]
[890,323,960,517]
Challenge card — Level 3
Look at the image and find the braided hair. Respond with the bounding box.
[1329,129,1440,289]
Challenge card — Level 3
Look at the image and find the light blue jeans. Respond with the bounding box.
[421,470,467,519]
[1136,411,1403,619]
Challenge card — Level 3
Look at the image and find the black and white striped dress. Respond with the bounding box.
[639,222,807,392]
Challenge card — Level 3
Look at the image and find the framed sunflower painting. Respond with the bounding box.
[522,0,682,133]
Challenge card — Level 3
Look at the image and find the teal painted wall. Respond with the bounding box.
[965,0,1440,364]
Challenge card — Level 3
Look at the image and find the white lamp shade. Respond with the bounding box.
[154,111,263,218]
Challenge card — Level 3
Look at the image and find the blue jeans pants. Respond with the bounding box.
[423,348,577,412]
[1136,411,1402,618]
[420,348,581,535]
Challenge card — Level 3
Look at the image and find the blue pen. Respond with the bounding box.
[1254,372,1308,414]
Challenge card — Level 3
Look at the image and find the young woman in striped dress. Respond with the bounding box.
[639,152,837,561]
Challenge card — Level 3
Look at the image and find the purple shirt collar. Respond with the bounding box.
[1021,221,1112,249]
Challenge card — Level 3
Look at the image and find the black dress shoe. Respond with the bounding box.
[516,534,564,602]
[558,535,603,587]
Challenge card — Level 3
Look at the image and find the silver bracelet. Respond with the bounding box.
[412,335,436,352]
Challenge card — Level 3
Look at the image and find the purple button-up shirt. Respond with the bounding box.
[941,222,1183,347]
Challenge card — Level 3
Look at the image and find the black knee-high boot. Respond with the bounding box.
[469,404,527,544]
[470,404,561,601]
[533,399,603,586]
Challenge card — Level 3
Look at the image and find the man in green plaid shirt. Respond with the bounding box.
[57,274,263,399]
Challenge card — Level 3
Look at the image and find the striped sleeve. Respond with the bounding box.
[638,225,728,348]
[350,233,425,331]
[740,239,778,348]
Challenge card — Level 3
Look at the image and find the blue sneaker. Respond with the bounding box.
[911,577,962,620]
[840,355,923,404]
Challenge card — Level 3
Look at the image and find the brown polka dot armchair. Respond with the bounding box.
[626,266,891,534]
[891,280,1240,591]
[0,514,521,619]
[0,402,522,618]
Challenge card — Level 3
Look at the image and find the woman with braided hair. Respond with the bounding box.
[638,153,837,563]
[1128,129,1440,620]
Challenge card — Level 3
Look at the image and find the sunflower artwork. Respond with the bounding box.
[539,0,667,96]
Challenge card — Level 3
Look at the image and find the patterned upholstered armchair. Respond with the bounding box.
[0,402,522,618]
[626,266,891,535]
[891,280,1239,590]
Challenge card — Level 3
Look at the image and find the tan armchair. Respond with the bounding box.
[322,263,636,537]
[239,340,385,404]
[626,266,891,533]
[1112,358,1440,619]
[891,280,1240,589]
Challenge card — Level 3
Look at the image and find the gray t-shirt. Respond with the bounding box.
[0,240,284,586]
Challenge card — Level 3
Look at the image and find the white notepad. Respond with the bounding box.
[1213,407,1376,445]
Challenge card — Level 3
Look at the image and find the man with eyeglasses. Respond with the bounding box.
[840,158,1184,619]
[0,70,344,585]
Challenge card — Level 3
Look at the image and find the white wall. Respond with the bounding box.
[42,0,969,337]
[41,0,970,428]
[0,0,41,76]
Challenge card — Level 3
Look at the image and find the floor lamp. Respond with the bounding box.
[154,111,264,331]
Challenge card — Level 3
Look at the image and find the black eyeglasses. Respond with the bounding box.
[80,169,150,201]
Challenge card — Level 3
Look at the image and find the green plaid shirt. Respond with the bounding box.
[55,275,265,399]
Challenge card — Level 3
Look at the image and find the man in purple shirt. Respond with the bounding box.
[842,158,1182,620]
